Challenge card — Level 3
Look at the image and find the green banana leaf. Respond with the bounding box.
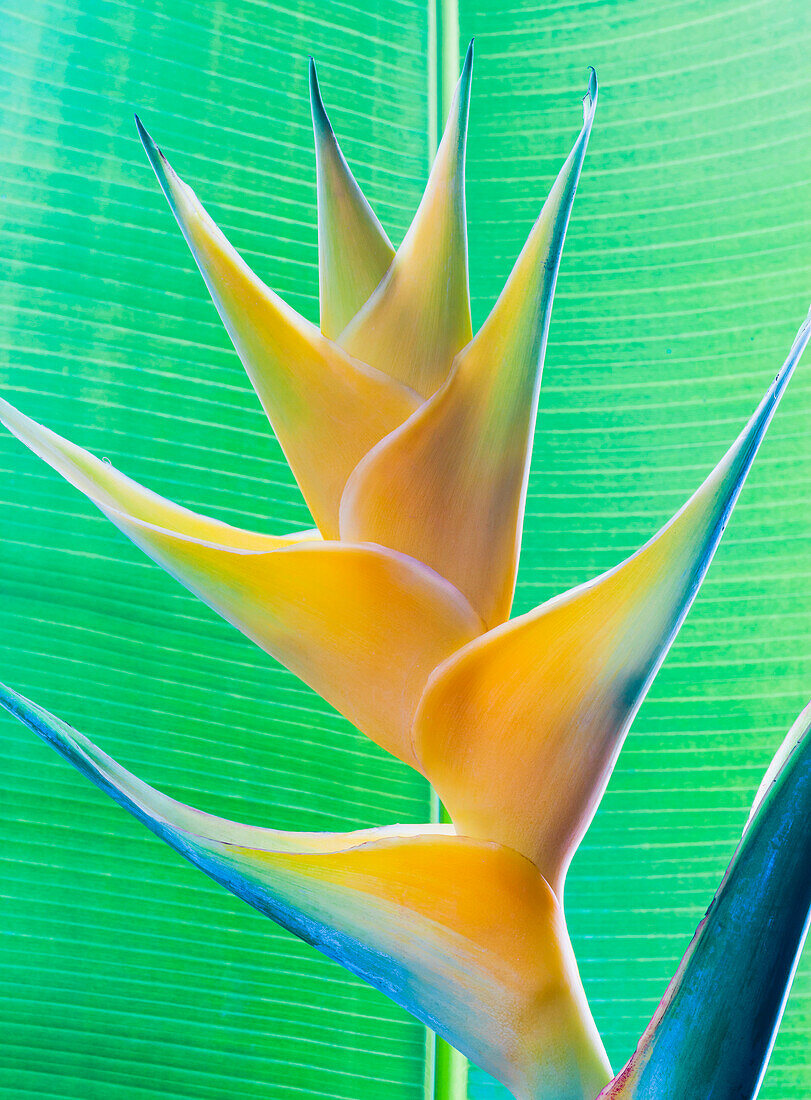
[0,4,433,1099]
[0,0,809,1098]
[457,3,811,1096]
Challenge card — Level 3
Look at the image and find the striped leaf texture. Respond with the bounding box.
[0,1,809,1100]
[0,2,432,1099]
[457,1,811,1098]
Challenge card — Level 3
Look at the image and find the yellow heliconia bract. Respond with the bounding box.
[309,60,395,339]
[0,398,483,768]
[337,42,474,397]
[2,46,810,1100]
[0,684,612,1100]
[413,312,811,893]
[136,118,419,538]
[340,71,598,628]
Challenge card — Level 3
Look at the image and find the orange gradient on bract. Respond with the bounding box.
[0,398,483,768]
[413,322,810,892]
[2,43,810,1100]
[309,59,396,340]
[337,43,475,398]
[340,75,597,628]
[137,119,420,538]
[0,680,612,1100]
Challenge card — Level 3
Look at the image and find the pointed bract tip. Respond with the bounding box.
[797,305,811,351]
[773,306,811,395]
[448,37,473,128]
[308,57,332,137]
[0,681,16,713]
[134,112,148,144]
[135,114,167,177]
[745,699,811,835]
[584,68,598,117]
[0,683,44,738]
[134,115,182,213]
[461,37,474,82]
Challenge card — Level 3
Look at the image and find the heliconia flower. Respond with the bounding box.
[0,684,613,1100]
[1,43,810,1100]
[599,700,811,1099]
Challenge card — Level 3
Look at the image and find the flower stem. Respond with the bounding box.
[425,4,467,1096]
[424,792,469,1100]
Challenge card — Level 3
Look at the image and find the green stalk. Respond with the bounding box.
[424,6,468,1098]
[424,797,469,1100]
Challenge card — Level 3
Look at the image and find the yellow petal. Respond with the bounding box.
[340,72,598,627]
[414,311,811,892]
[1,683,612,1100]
[309,59,396,339]
[136,117,419,537]
[0,399,483,767]
[337,42,475,397]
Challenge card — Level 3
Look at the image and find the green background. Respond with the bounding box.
[0,0,808,1098]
